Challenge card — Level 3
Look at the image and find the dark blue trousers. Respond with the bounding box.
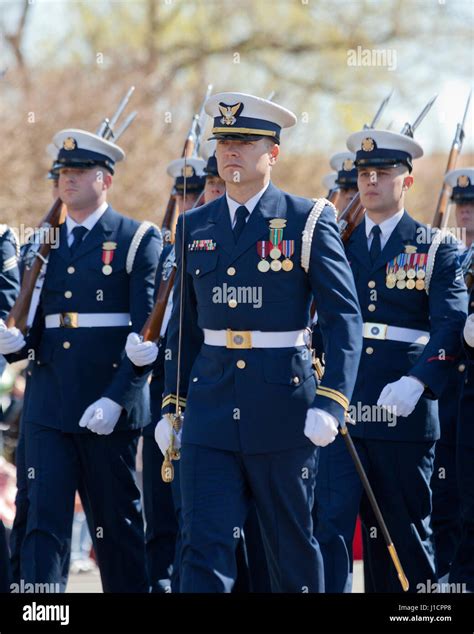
[179,443,323,593]
[142,434,178,593]
[22,422,147,592]
[0,519,11,592]
[450,444,474,591]
[431,441,462,579]
[314,434,437,593]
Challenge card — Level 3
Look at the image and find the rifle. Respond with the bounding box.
[96,86,137,141]
[6,199,66,333]
[141,86,212,343]
[161,84,213,245]
[432,91,471,229]
[338,95,438,243]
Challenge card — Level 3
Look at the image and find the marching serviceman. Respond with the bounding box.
[0,212,20,592]
[0,129,162,592]
[447,167,474,592]
[313,130,468,593]
[431,167,474,584]
[145,92,362,592]
[126,156,206,592]
[329,151,359,213]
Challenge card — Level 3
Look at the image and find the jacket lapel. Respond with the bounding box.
[207,196,235,257]
[346,221,372,271]
[229,182,284,263]
[69,206,116,262]
[372,211,418,271]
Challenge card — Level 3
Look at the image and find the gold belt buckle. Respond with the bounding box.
[363,322,388,340]
[60,312,78,328]
[226,329,252,349]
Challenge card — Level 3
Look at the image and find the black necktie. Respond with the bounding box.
[369,225,382,264]
[69,226,88,256]
[233,206,249,243]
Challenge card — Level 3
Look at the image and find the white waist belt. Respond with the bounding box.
[363,322,429,345]
[45,313,131,329]
[203,328,307,349]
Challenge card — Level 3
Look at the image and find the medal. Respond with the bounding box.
[416,279,425,290]
[396,268,406,280]
[269,226,283,261]
[281,239,294,272]
[386,273,396,285]
[102,241,117,275]
[416,269,426,279]
[386,279,396,289]
[270,259,282,272]
[406,279,416,290]
[396,279,406,289]
[257,240,271,272]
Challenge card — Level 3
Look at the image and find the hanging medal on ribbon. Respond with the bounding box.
[281,240,294,271]
[102,241,117,275]
[257,240,271,272]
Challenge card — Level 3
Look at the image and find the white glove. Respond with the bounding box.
[0,319,26,354]
[125,332,159,367]
[377,375,424,418]
[155,416,182,456]
[304,407,339,447]
[463,314,474,348]
[78,397,123,435]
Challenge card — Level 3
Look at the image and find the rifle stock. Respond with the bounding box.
[7,198,66,333]
[140,267,176,343]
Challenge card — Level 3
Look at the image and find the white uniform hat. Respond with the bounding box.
[205,92,296,144]
[53,129,125,174]
[346,129,423,173]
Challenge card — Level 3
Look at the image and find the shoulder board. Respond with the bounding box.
[126,221,162,274]
[300,198,337,273]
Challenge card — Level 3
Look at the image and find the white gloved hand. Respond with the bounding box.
[125,332,159,367]
[155,416,182,456]
[304,407,339,447]
[0,319,26,354]
[78,397,123,435]
[463,314,474,348]
[377,375,425,418]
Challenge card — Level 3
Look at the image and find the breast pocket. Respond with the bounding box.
[186,252,219,306]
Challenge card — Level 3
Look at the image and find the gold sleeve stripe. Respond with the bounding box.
[316,387,349,411]
[162,394,187,408]
[316,386,350,408]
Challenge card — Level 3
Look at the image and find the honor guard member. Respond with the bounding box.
[447,167,474,592]
[431,167,474,584]
[148,92,362,593]
[203,152,226,202]
[0,217,20,592]
[126,156,205,592]
[329,151,359,213]
[314,130,468,593]
[0,129,162,592]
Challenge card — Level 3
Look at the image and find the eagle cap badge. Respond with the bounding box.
[218,102,244,126]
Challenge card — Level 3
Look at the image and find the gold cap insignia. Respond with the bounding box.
[218,102,244,126]
[181,165,195,177]
[102,241,117,251]
[343,158,354,171]
[361,137,375,152]
[63,137,77,151]
[405,245,417,254]
[457,175,470,188]
[269,219,287,229]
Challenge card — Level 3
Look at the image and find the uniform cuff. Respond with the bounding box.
[312,386,349,425]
